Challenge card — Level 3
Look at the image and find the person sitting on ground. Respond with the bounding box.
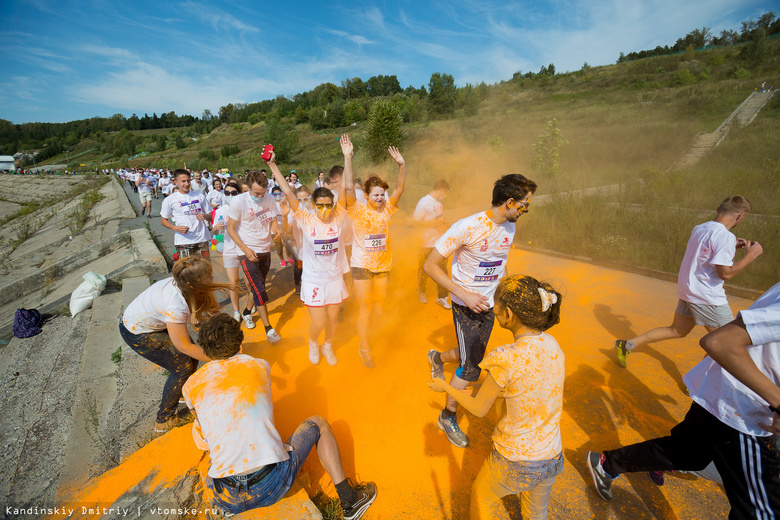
[119,257,233,433]
[429,275,564,520]
[614,195,763,369]
[184,313,378,519]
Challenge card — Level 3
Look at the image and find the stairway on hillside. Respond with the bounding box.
[668,90,775,172]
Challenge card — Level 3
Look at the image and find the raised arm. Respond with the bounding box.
[388,146,406,207]
[715,241,763,281]
[264,149,299,212]
[340,134,356,207]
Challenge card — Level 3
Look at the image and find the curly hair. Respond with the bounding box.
[364,175,389,194]
[197,313,244,360]
[494,275,562,331]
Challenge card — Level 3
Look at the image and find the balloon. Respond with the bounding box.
[211,238,218,245]
[211,243,217,251]
[216,234,224,242]
[216,242,224,253]
[172,253,179,261]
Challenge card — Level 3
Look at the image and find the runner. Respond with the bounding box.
[314,171,326,189]
[587,282,780,518]
[267,149,349,366]
[414,180,451,307]
[271,186,294,267]
[287,186,312,295]
[227,170,283,343]
[160,169,212,259]
[207,178,224,209]
[183,313,378,519]
[212,181,243,321]
[425,174,537,447]
[614,195,763,368]
[136,169,153,218]
[428,275,564,519]
[119,256,232,433]
[341,134,407,368]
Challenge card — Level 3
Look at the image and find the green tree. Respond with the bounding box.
[459,83,480,116]
[532,118,566,180]
[263,117,298,163]
[365,99,403,163]
[740,28,770,67]
[427,72,457,120]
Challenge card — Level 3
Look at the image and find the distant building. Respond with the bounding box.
[0,155,15,172]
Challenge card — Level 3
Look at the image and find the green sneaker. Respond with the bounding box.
[615,340,630,368]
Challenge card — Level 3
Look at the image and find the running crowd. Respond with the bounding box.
[117,135,779,519]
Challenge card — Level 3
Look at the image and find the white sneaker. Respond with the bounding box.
[309,341,321,364]
[233,311,241,322]
[266,328,282,343]
[242,312,256,329]
[436,297,452,310]
[418,292,427,304]
[322,343,338,366]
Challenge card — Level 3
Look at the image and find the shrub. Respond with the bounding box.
[731,67,750,79]
[220,145,239,157]
[198,149,217,161]
[365,98,403,163]
[673,69,696,86]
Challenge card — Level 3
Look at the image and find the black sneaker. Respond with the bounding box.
[342,481,377,520]
[586,451,614,500]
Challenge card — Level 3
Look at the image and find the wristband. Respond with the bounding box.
[770,404,780,414]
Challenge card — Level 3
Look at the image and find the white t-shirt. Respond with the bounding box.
[677,221,736,306]
[684,282,780,436]
[190,179,205,193]
[292,205,350,284]
[183,355,289,478]
[122,278,190,334]
[207,189,223,208]
[163,183,175,196]
[435,211,515,308]
[160,191,212,246]
[137,175,152,193]
[355,189,367,205]
[413,194,445,248]
[227,192,280,253]
[213,204,237,256]
[479,333,564,461]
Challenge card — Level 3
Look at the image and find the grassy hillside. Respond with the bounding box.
[42,39,780,291]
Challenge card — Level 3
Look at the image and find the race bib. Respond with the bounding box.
[255,208,273,225]
[181,200,202,216]
[314,237,338,256]
[365,233,387,252]
[474,260,503,282]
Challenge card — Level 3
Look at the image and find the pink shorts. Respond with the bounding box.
[300,279,349,307]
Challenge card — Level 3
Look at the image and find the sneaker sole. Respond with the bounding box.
[343,488,377,520]
[586,451,612,501]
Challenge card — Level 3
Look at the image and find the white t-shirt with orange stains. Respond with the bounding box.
[227,192,280,253]
[435,211,515,308]
[479,333,564,461]
[413,194,444,248]
[292,205,350,284]
[121,278,190,334]
[183,354,289,479]
[348,203,399,272]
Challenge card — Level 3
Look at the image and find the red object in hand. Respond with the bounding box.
[173,253,180,261]
[262,144,274,161]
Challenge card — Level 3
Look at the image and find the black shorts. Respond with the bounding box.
[351,267,389,281]
[239,252,272,306]
[452,302,495,382]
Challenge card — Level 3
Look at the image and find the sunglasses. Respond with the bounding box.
[224,190,239,195]
[314,203,334,209]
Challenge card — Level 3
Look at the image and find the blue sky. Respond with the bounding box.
[0,0,772,124]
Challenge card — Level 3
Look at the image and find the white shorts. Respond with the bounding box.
[300,279,349,307]
[223,253,240,269]
[138,191,152,203]
[675,299,733,328]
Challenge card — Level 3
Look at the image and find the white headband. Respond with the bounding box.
[538,287,558,312]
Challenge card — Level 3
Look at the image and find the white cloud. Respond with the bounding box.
[179,0,259,33]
